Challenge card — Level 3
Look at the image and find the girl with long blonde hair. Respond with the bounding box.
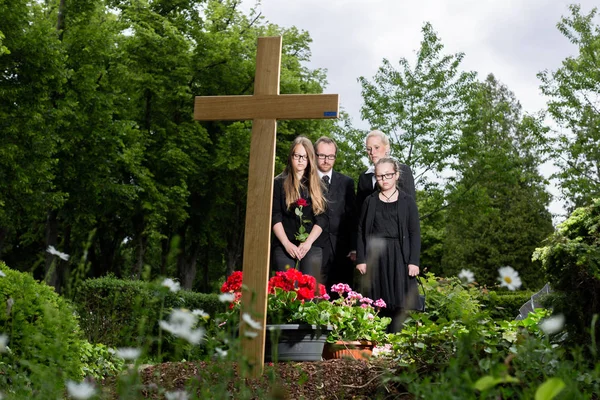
[272,136,327,278]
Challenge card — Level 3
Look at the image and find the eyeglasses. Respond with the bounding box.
[316,154,336,161]
[292,153,308,161]
[375,172,396,181]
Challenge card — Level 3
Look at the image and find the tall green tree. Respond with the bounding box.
[0,0,67,266]
[538,5,600,209]
[441,75,553,288]
[358,22,476,189]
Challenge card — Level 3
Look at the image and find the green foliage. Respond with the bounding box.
[481,290,536,320]
[441,75,553,288]
[0,262,83,394]
[386,309,600,399]
[533,198,600,347]
[538,5,600,209]
[74,275,223,352]
[358,22,476,186]
[79,341,125,379]
[420,273,482,322]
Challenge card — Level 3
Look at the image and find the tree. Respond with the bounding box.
[441,75,553,288]
[538,5,600,209]
[358,22,476,189]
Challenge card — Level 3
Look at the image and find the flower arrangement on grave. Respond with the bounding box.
[220,268,329,326]
[325,283,391,344]
[220,270,390,343]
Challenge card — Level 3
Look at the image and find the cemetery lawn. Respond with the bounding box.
[101,359,411,399]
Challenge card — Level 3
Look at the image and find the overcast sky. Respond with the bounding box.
[240,0,598,220]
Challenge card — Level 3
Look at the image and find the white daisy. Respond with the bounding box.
[115,347,142,360]
[458,269,475,283]
[498,266,522,291]
[159,309,205,345]
[47,245,70,261]
[218,292,236,303]
[242,313,262,330]
[66,380,96,399]
[192,309,209,319]
[244,330,258,338]
[161,278,181,293]
[215,347,228,358]
[539,314,566,335]
[165,390,189,400]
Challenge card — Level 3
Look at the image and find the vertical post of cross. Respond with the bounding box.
[194,36,339,376]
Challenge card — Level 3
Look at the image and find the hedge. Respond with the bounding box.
[480,290,535,320]
[73,276,224,350]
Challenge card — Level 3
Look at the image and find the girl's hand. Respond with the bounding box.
[408,264,420,277]
[297,242,312,259]
[356,263,367,275]
[284,242,300,259]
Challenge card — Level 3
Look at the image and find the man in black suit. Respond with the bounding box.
[314,137,357,291]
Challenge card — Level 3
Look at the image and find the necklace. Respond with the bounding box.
[380,188,397,202]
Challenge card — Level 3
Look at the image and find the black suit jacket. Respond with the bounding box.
[356,163,416,212]
[323,171,357,258]
[356,191,421,266]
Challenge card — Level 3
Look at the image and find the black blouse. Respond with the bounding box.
[271,174,328,248]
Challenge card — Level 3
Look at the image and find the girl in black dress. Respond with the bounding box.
[356,157,421,332]
[272,136,327,279]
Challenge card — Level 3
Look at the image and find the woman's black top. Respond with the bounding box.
[272,173,327,248]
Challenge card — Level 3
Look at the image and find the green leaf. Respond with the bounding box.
[535,378,565,400]
[473,375,519,391]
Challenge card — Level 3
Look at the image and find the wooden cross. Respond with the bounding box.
[194,36,339,376]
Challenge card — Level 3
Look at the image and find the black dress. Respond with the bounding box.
[369,199,418,309]
[271,174,327,277]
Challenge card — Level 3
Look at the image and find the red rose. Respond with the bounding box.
[296,198,308,207]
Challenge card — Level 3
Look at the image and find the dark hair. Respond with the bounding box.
[314,136,338,155]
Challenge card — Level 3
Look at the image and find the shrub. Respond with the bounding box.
[73,275,223,357]
[480,290,535,320]
[0,262,84,394]
[79,341,125,379]
[420,272,482,322]
[532,198,600,347]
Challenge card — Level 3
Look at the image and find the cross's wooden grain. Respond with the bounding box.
[193,36,338,376]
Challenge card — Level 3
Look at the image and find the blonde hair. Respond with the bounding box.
[375,157,402,180]
[366,130,390,147]
[283,136,326,215]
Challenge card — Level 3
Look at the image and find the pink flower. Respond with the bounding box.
[374,299,387,308]
[367,313,375,320]
[330,283,352,294]
[360,297,374,305]
[348,291,363,300]
[361,304,369,309]
[319,293,331,300]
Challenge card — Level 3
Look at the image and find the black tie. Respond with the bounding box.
[322,175,330,190]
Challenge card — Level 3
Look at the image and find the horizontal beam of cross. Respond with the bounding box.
[194,94,339,120]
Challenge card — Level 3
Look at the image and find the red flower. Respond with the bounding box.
[318,284,327,296]
[221,271,243,293]
[298,274,316,291]
[297,287,314,301]
[296,198,308,207]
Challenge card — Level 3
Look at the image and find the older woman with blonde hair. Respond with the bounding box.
[356,130,416,211]
[271,136,327,279]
